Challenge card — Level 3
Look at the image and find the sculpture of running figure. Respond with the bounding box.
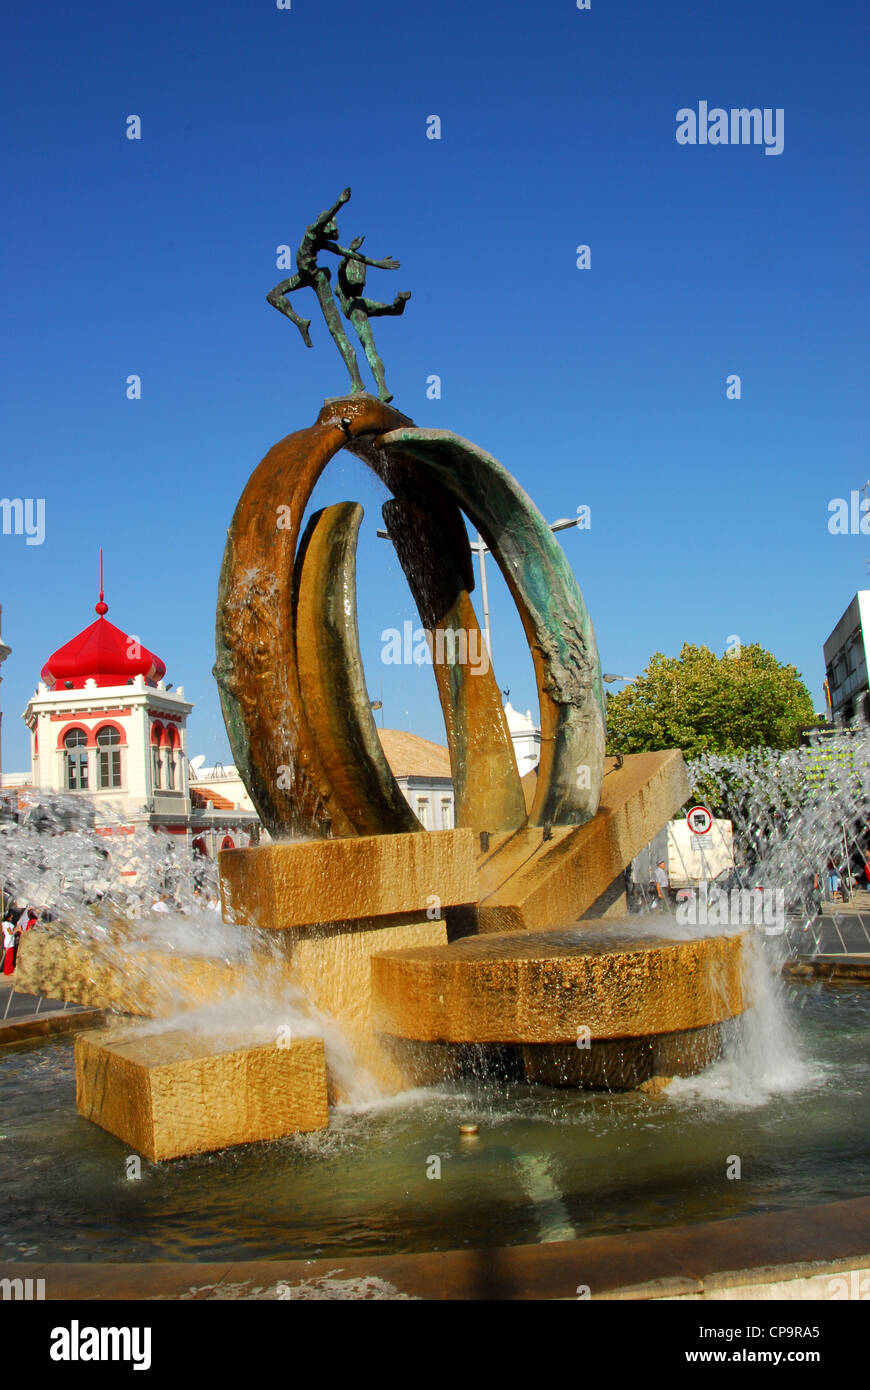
[335,236,410,403]
[266,187,410,403]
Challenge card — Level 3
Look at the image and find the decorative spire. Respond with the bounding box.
[95,548,108,616]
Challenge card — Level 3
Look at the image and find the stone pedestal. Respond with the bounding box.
[370,928,745,1046]
[220,828,479,930]
[475,751,690,933]
[281,915,452,1095]
[75,1026,329,1161]
[219,833,478,1094]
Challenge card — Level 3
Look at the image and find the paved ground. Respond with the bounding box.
[787,912,870,957]
[0,984,75,1021]
[0,984,102,1044]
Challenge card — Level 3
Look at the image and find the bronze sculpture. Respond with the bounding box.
[218,191,607,841]
[266,187,407,403]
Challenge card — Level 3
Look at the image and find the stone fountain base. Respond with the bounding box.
[369,928,745,1046]
[75,1025,329,1161]
[16,749,749,1160]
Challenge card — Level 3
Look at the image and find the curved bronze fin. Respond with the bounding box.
[382,497,525,833]
[214,396,413,839]
[295,502,422,836]
[377,429,606,826]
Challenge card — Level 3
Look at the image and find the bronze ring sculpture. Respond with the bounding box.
[214,395,606,842]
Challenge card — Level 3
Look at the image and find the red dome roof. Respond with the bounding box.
[42,601,166,691]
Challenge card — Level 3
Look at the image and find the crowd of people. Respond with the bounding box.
[1,904,47,976]
[817,853,870,905]
[0,884,222,978]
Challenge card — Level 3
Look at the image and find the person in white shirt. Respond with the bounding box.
[654,860,670,906]
[2,914,18,976]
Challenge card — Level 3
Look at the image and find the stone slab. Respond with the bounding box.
[14,931,254,1018]
[281,914,454,1096]
[0,1006,105,1048]
[75,1025,329,1161]
[476,750,689,932]
[220,828,478,931]
[521,1023,723,1089]
[371,927,745,1044]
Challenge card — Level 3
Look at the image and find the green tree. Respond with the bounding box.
[605,643,817,759]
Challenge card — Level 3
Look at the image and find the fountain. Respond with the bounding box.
[6,194,868,1304]
[9,190,747,1162]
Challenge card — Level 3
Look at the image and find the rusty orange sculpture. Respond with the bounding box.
[214,393,606,842]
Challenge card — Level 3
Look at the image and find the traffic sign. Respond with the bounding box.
[687,805,712,835]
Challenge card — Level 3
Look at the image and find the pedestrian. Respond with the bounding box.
[2,910,17,976]
[654,859,670,907]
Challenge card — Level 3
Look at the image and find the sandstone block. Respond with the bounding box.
[220,829,478,931]
[476,751,690,932]
[371,928,745,1045]
[75,1025,328,1161]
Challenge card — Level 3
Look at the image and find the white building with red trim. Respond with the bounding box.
[18,588,259,869]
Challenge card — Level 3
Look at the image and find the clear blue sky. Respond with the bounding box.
[2,0,868,770]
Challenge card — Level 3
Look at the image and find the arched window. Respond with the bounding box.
[151,723,163,790]
[96,726,122,789]
[221,834,235,850]
[166,724,178,790]
[64,729,89,790]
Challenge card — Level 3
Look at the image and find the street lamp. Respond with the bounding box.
[376,515,585,663]
[603,673,637,684]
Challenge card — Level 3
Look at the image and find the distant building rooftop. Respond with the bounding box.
[377,729,452,780]
[190,786,236,811]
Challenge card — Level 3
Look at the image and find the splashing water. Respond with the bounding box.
[0,731,864,1118]
[688,726,870,918]
[0,790,382,1102]
[667,931,818,1108]
[657,727,870,1103]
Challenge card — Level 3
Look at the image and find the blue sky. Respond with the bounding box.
[2,0,867,770]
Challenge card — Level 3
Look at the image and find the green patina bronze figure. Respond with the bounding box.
[267,187,408,402]
[336,237,410,404]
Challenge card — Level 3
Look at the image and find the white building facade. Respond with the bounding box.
[503,702,542,776]
[16,591,259,875]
